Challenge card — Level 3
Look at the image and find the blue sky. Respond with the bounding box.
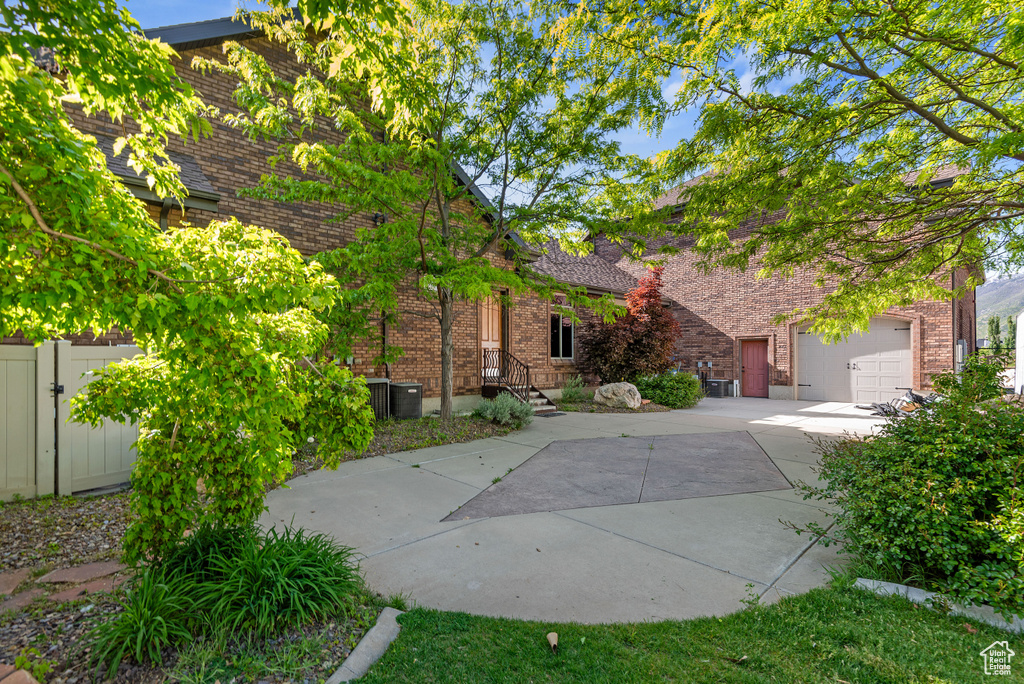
[120,0,698,161]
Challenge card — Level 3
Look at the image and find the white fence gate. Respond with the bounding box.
[0,341,141,501]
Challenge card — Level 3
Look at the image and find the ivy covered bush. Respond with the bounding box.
[802,355,1024,618]
[633,373,703,409]
[473,393,534,428]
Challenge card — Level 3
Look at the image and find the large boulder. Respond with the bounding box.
[594,382,642,410]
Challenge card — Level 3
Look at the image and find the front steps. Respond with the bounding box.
[484,385,559,414]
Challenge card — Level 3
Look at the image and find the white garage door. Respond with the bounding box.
[797,317,913,403]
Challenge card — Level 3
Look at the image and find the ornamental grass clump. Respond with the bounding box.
[88,525,361,673]
[799,354,1024,618]
[473,393,534,427]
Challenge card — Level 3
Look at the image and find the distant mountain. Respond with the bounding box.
[976,274,1024,339]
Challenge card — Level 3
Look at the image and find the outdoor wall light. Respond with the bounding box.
[372,212,387,226]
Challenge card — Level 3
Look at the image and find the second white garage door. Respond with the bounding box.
[797,317,913,403]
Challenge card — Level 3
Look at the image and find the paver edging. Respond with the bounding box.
[854,578,1023,634]
[326,607,404,683]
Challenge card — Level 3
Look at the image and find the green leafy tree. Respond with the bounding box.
[545,0,1022,338]
[1007,315,1017,352]
[988,315,1003,354]
[197,0,651,418]
[1,1,372,561]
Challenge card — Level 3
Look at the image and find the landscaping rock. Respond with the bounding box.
[48,574,128,603]
[0,569,31,597]
[0,589,44,614]
[594,382,642,409]
[39,561,125,584]
[0,670,40,684]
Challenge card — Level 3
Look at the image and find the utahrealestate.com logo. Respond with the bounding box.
[980,641,1015,676]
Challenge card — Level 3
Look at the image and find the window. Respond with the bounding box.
[550,297,574,360]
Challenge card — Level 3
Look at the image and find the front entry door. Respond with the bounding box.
[480,298,503,379]
[741,340,769,398]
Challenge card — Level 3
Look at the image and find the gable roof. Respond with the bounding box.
[531,240,637,294]
[144,15,268,50]
[92,133,219,212]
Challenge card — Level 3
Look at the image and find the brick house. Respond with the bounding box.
[4,15,597,412]
[536,182,977,403]
[8,14,975,409]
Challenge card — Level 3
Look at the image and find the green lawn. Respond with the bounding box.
[361,585,1023,683]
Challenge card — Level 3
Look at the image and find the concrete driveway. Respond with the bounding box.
[261,398,885,624]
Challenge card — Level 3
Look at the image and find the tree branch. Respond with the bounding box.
[1,163,185,295]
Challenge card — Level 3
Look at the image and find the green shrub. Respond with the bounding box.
[89,525,361,672]
[559,374,588,404]
[88,567,196,676]
[292,361,376,467]
[632,373,703,409]
[473,393,534,427]
[800,354,1024,618]
[199,526,361,637]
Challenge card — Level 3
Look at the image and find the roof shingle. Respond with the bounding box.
[92,134,219,198]
[530,240,637,294]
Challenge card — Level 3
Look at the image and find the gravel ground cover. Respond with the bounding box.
[0,592,382,684]
[1,415,515,681]
[0,493,129,572]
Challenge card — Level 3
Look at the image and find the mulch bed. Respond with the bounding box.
[2,415,519,681]
[0,494,129,572]
[0,593,379,683]
[556,401,672,413]
[286,416,517,481]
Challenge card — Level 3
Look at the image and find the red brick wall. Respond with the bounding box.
[592,225,970,392]
[25,36,567,399]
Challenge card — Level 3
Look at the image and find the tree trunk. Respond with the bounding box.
[438,286,455,421]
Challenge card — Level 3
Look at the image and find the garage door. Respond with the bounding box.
[797,317,913,403]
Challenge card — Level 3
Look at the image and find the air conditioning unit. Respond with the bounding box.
[365,378,390,421]
[389,382,423,419]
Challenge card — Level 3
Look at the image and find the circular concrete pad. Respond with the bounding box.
[443,431,791,522]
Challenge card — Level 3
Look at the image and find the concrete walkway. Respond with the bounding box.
[262,398,885,624]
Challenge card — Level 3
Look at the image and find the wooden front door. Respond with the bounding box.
[741,340,769,398]
[480,298,503,379]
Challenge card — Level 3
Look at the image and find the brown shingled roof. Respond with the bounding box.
[92,133,219,198]
[530,240,637,294]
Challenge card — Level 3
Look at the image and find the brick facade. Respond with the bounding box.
[591,223,975,393]
[9,20,977,402]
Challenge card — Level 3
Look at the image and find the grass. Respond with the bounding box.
[361,584,1021,683]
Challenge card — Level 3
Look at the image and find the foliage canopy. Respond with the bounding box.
[200,0,652,417]
[1,0,372,561]
[576,267,681,383]
[546,0,1023,338]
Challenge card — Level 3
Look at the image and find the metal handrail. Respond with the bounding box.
[482,349,531,403]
